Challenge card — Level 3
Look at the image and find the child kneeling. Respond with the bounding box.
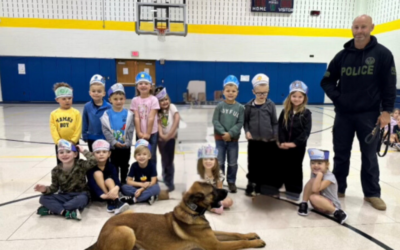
[298,149,348,224]
[120,139,160,205]
[86,139,129,214]
[34,140,97,220]
[197,145,233,214]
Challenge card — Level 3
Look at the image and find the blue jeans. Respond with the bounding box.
[215,140,239,184]
[158,138,176,191]
[39,192,89,214]
[121,184,160,203]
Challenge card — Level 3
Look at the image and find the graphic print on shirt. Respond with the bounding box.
[56,117,74,128]
[138,104,148,121]
[140,175,147,182]
[221,108,239,118]
[159,110,169,128]
[113,123,126,142]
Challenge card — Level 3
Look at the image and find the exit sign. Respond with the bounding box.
[131,51,139,57]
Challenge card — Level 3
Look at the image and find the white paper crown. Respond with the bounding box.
[252,73,270,88]
[57,139,77,152]
[92,139,110,152]
[55,87,73,98]
[198,145,218,159]
[308,148,329,160]
[155,88,168,100]
[289,80,308,94]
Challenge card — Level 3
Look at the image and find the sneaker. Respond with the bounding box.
[245,182,256,197]
[147,195,158,205]
[36,206,54,216]
[119,195,135,205]
[114,200,130,215]
[333,209,348,224]
[65,209,81,221]
[364,197,387,211]
[107,200,117,213]
[298,202,309,216]
[338,192,345,198]
[394,143,400,151]
[228,183,237,193]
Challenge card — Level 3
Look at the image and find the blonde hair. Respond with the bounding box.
[197,159,220,180]
[282,91,308,128]
[134,146,151,158]
[53,82,72,91]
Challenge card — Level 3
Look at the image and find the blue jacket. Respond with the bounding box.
[87,161,121,198]
[82,100,112,141]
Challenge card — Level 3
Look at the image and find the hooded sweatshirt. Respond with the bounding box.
[244,98,278,141]
[321,36,396,114]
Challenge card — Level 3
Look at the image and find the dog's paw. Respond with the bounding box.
[246,233,260,240]
[253,239,266,248]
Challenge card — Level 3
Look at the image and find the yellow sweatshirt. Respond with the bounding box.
[49,108,82,144]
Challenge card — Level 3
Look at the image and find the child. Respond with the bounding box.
[130,72,160,166]
[82,74,112,152]
[298,149,348,225]
[243,74,279,197]
[34,140,96,220]
[101,83,134,184]
[120,139,160,205]
[155,87,180,192]
[50,82,82,164]
[212,75,244,193]
[390,116,400,150]
[86,139,130,214]
[197,145,233,214]
[278,81,312,200]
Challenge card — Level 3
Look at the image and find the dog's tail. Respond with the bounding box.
[84,242,97,250]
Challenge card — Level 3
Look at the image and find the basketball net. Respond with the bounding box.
[156,27,167,42]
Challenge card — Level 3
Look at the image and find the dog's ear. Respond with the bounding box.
[188,193,205,204]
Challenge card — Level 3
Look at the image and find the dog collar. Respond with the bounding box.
[186,202,207,216]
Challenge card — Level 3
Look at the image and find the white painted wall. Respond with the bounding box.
[376,29,400,88]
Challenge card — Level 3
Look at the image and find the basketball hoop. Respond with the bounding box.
[156,27,168,42]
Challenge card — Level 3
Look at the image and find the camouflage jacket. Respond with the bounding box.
[44,151,97,195]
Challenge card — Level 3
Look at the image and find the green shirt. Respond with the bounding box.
[212,101,245,140]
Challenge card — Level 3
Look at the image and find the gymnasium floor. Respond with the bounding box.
[0,103,399,250]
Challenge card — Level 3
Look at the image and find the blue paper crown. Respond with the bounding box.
[108,83,125,97]
[223,75,240,88]
[198,145,218,159]
[58,139,77,152]
[308,148,329,161]
[135,139,152,151]
[135,71,152,84]
[90,74,106,86]
[289,80,308,94]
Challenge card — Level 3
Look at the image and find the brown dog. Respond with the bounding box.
[86,181,266,250]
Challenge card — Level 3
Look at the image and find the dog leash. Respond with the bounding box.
[364,122,390,157]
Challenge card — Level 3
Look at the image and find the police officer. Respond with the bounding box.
[321,15,397,211]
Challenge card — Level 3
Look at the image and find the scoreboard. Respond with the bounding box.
[251,0,294,14]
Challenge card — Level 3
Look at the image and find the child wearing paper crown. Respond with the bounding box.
[100,83,135,184]
[298,149,348,225]
[82,74,112,152]
[120,139,160,205]
[34,140,97,221]
[212,75,244,194]
[197,145,233,215]
[277,81,312,200]
[50,82,82,164]
[86,139,130,215]
[130,72,160,167]
[154,86,180,192]
[243,74,280,197]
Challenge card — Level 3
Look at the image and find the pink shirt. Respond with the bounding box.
[130,95,160,134]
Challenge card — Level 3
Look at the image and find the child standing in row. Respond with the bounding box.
[278,81,312,200]
[86,139,130,214]
[121,139,160,205]
[197,145,233,214]
[131,72,159,166]
[155,87,180,192]
[34,140,96,220]
[82,74,111,152]
[298,149,348,225]
[50,83,82,164]
[212,75,244,193]
[244,74,279,197]
[101,83,134,184]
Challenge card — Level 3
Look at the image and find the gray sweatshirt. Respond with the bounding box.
[100,109,135,149]
[243,99,278,141]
